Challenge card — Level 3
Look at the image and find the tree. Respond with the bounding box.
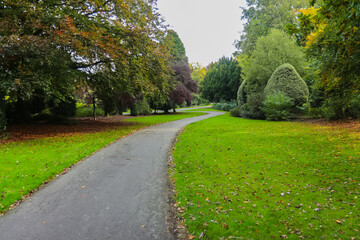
[295,0,360,118]
[190,62,207,85]
[201,57,242,102]
[161,30,197,112]
[0,0,172,125]
[236,0,309,54]
[240,29,307,97]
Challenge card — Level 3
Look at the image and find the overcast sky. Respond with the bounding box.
[156,0,247,67]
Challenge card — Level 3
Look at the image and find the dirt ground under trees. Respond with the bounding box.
[0,115,136,144]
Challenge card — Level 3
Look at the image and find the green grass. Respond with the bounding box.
[172,113,360,239]
[0,112,205,214]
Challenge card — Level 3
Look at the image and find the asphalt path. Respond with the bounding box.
[0,111,223,240]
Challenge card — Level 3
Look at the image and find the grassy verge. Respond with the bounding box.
[171,113,359,239]
[0,112,205,214]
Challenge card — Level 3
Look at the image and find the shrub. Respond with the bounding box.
[264,63,309,107]
[75,106,105,118]
[230,106,241,117]
[262,92,294,121]
[138,99,152,115]
[240,93,265,119]
[213,100,237,111]
[191,93,210,106]
[320,96,346,121]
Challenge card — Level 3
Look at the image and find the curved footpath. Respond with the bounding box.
[0,111,224,240]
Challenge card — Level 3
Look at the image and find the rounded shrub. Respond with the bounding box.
[264,63,309,107]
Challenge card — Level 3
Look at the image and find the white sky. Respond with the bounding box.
[156,0,247,67]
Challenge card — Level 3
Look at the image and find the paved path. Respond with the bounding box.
[0,111,223,240]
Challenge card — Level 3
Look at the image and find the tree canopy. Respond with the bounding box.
[201,57,242,102]
[294,0,360,117]
[240,29,307,96]
[0,0,173,127]
[236,0,309,54]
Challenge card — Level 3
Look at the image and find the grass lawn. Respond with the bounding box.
[0,112,205,214]
[171,113,359,239]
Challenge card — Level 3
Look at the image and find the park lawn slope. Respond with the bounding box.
[0,112,205,214]
[171,113,359,239]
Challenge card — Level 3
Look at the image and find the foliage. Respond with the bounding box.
[240,29,307,96]
[213,100,237,112]
[295,1,360,118]
[240,93,265,119]
[138,98,152,116]
[171,113,360,239]
[130,104,139,116]
[236,0,310,54]
[262,92,294,121]
[229,106,241,117]
[50,95,77,118]
[163,30,186,61]
[191,93,210,106]
[163,30,198,111]
[75,106,105,118]
[348,94,360,119]
[264,63,309,107]
[237,80,247,106]
[201,57,242,102]
[0,0,172,127]
[190,62,207,85]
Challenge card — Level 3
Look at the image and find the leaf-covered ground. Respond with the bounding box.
[171,113,359,239]
[0,112,205,214]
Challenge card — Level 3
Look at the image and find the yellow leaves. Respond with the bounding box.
[298,7,319,17]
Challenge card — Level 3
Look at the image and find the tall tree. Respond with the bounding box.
[239,29,307,97]
[0,0,171,124]
[161,30,197,111]
[236,0,309,54]
[201,57,242,102]
[296,0,360,118]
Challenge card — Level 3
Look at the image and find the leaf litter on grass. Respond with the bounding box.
[172,114,360,239]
